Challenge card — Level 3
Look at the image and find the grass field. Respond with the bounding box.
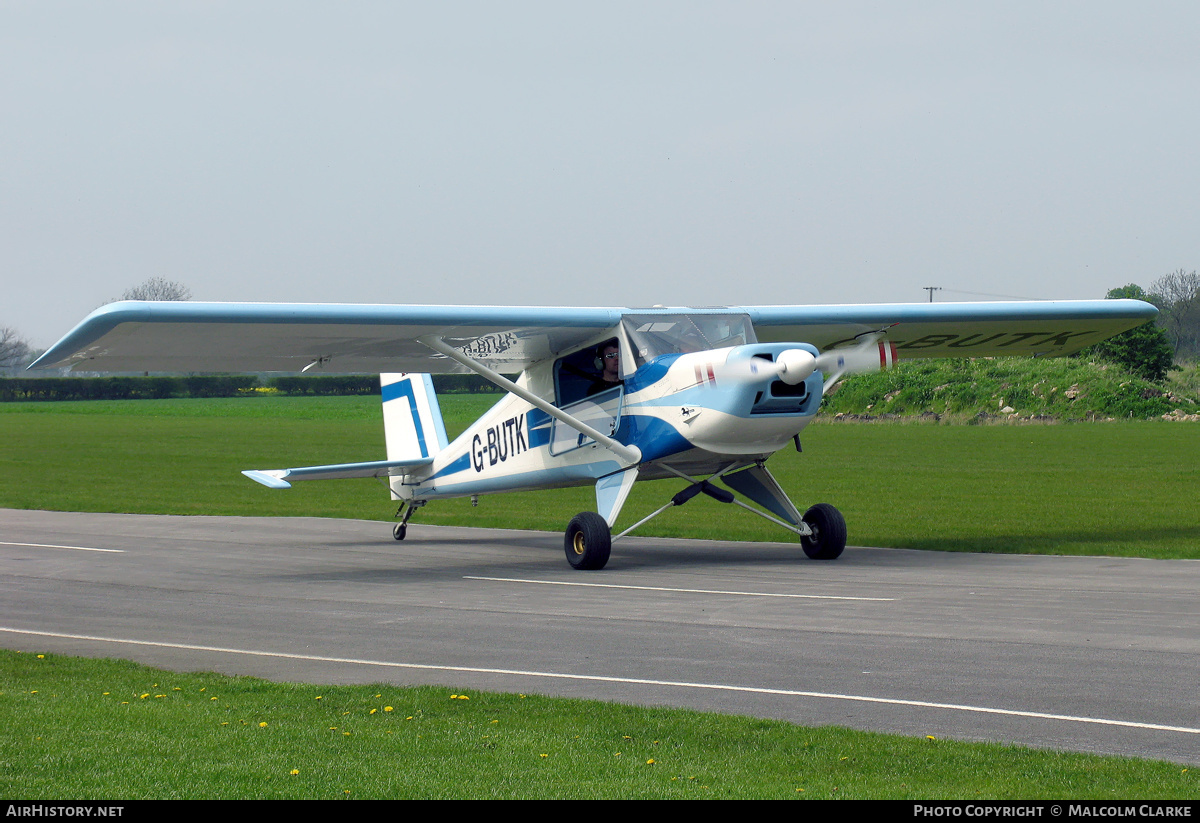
[2,394,1197,558]
[3,395,1199,798]
[3,650,1196,800]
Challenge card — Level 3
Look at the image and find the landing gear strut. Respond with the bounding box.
[392,500,425,542]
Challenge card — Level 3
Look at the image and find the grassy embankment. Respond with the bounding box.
[822,357,1199,421]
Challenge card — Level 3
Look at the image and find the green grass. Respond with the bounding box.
[2,650,1195,800]
[2,395,1197,558]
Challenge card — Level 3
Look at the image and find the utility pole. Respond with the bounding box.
[923,286,942,303]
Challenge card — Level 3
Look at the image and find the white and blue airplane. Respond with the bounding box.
[32,298,1156,570]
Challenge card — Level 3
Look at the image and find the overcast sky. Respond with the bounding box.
[4,1,1199,348]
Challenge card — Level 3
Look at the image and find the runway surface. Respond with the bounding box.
[2,507,1198,765]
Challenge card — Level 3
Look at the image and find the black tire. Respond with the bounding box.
[392,522,407,541]
[564,512,611,570]
[801,503,846,560]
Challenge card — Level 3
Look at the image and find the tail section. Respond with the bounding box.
[381,373,448,463]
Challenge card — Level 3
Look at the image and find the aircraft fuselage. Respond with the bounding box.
[390,343,823,502]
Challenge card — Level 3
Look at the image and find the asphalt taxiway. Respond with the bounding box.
[2,507,1197,764]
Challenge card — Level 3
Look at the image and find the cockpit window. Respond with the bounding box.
[554,337,622,407]
[620,313,756,367]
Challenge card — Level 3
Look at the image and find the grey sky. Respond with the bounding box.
[4,1,1198,348]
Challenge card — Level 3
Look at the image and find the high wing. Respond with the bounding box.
[31,302,625,374]
[30,299,1157,373]
[747,301,1157,358]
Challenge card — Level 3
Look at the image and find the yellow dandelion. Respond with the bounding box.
[37,654,44,659]
[102,692,109,696]
[370,708,377,715]
[259,722,268,728]
[315,696,322,701]
[343,732,351,736]
[173,687,181,691]
[406,716,413,720]
[290,769,299,776]
[540,754,548,758]
[384,706,393,712]
[646,759,655,765]
[926,735,937,741]
[139,693,149,699]
[210,697,217,701]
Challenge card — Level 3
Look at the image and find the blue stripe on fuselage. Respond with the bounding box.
[430,453,471,480]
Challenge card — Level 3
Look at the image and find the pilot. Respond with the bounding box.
[588,341,623,396]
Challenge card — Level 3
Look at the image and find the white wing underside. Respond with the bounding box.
[31,299,1157,374]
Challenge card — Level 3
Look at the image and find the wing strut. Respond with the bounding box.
[416,335,642,466]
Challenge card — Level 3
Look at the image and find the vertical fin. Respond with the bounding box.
[381,374,448,462]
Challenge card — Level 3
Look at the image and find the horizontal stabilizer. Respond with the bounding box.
[242,457,433,489]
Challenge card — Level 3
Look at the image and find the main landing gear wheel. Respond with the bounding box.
[801,503,846,560]
[392,523,407,541]
[564,512,611,570]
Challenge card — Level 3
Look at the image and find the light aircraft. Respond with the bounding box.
[32,299,1156,570]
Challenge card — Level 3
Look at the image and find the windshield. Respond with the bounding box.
[621,313,756,367]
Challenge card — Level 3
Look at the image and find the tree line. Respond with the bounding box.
[0,373,500,402]
[1085,273,1200,382]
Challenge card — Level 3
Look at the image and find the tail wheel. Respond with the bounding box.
[801,503,846,560]
[564,512,611,570]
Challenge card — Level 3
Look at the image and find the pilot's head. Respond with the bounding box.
[597,342,620,381]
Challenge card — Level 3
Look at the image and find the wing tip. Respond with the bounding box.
[242,469,292,489]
